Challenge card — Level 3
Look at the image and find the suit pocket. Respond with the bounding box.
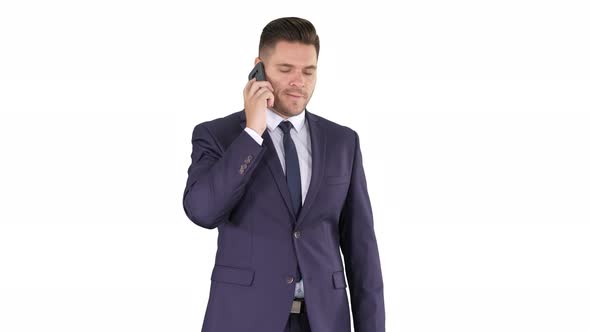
[325,175,349,185]
[211,264,255,287]
[332,270,348,289]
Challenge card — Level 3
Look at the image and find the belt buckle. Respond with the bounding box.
[290,299,302,314]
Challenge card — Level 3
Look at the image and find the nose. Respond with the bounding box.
[289,72,305,88]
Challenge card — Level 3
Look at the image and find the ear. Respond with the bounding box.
[254,57,262,65]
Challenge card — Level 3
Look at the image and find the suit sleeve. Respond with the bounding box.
[339,131,385,332]
[182,124,267,229]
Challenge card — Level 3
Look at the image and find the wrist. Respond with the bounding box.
[246,124,265,136]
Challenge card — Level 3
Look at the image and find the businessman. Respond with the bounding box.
[182,17,385,332]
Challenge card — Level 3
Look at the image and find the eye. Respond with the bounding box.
[279,69,290,73]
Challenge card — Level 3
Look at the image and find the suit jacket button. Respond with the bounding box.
[293,231,301,239]
[286,276,294,284]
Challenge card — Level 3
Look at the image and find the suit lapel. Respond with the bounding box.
[295,111,325,228]
[239,109,326,228]
[240,111,297,223]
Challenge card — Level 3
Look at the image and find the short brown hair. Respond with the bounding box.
[259,17,320,59]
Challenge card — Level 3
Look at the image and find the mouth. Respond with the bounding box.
[286,93,304,99]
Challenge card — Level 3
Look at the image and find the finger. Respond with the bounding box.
[261,81,274,92]
[253,86,273,100]
[248,81,270,98]
[267,90,274,107]
[244,78,256,97]
[248,81,274,98]
[254,88,274,107]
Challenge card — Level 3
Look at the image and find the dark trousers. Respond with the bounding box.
[284,299,311,332]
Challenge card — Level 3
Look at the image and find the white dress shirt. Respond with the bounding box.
[244,108,311,298]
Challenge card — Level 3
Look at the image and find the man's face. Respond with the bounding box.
[255,40,317,119]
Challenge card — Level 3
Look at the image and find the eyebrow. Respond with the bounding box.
[276,63,317,70]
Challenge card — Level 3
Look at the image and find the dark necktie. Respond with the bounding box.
[278,121,302,217]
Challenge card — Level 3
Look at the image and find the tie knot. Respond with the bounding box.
[278,121,293,134]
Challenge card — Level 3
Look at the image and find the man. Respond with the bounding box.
[182,17,385,332]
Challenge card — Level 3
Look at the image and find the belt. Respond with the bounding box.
[290,298,305,314]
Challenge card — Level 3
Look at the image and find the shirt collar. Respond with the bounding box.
[266,108,306,133]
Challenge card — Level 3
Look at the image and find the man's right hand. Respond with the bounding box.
[243,77,274,136]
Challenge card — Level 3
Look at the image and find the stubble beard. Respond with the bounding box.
[272,94,308,119]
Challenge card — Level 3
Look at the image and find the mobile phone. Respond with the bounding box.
[248,62,266,81]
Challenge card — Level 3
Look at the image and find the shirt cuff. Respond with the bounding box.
[244,127,264,146]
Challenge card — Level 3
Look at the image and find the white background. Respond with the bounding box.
[1,0,589,331]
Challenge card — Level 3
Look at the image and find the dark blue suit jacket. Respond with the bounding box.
[183,109,385,332]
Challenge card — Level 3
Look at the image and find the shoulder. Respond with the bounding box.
[307,110,359,143]
[193,110,243,133]
[191,110,243,136]
[190,110,245,149]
